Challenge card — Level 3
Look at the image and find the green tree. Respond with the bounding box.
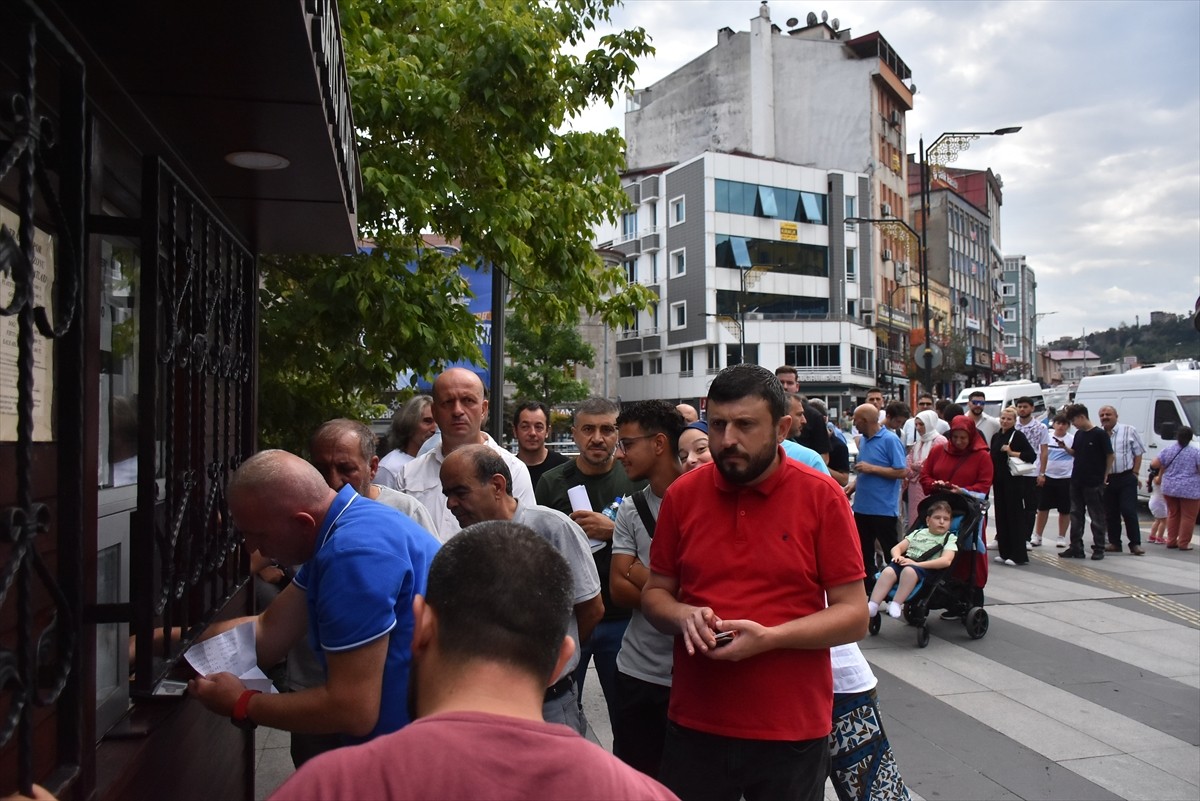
[257,0,655,449]
[506,313,595,407]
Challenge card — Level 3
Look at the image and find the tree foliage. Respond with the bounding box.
[257,0,656,449]
[506,313,596,407]
[1046,313,1199,366]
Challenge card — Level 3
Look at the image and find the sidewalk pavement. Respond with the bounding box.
[255,513,1199,800]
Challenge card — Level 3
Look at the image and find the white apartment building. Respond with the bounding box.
[1001,255,1038,378]
[596,150,876,417]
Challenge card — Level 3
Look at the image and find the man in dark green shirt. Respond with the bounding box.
[536,398,647,730]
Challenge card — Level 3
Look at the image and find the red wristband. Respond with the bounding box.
[231,689,262,729]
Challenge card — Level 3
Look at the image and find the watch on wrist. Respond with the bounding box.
[231,689,262,730]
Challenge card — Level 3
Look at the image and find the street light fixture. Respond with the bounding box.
[919,126,1021,394]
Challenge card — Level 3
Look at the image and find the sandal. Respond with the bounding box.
[1180,547,1194,551]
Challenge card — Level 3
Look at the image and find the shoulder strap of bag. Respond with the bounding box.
[631,487,656,538]
[911,530,955,563]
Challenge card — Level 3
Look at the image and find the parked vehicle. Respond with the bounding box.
[954,381,1047,421]
[1074,362,1200,500]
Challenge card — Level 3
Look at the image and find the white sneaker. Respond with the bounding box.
[993,555,1005,564]
[1004,558,1018,566]
[1032,534,1043,547]
[1056,536,1068,548]
[1026,541,1034,550]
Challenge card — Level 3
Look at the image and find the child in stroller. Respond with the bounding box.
[868,499,957,620]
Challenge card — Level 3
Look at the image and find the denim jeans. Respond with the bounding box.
[572,617,628,728]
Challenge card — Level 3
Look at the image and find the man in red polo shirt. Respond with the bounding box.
[643,364,867,801]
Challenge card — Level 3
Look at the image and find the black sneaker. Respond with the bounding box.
[1091,552,1105,560]
[1058,549,1085,559]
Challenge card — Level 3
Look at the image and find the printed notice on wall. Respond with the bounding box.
[0,204,56,442]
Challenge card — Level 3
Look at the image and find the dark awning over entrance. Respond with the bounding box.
[54,0,360,254]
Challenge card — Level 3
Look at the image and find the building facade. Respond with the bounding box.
[1001,255,1038,378]
[596,151,875,418]
[613,3,916,406]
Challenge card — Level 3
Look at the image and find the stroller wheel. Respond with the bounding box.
[966,607,989,640]
[903,603,925,627]
[916,626,931,648]
[869,613,881,635]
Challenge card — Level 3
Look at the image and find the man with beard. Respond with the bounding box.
[536,398,647,729]
[438,445,603,734]
[269,523,677,801]
[643,364,867,801]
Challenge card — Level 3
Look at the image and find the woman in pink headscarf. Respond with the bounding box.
[906,409,947,526]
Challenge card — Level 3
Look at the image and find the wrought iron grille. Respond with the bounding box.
[0,0,88,794]
[128,158,256,694]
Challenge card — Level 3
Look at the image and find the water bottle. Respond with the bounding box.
[602,495,623,521]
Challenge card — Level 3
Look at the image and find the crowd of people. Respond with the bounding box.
[175,365,1198,801]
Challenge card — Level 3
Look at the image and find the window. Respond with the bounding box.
[756,185,778,217]
[1153,399,1183,437]
[649,357,663,375]
[670,247,686,277]
[649,251,659,282]
[715,235,828,278]
[619,359,644,377]
[845,248,857,282]
[1003,333,1018,348]
[621,210,637,239]
[726,344,758,366]
[1002,308,1017,322]
[670,301,687,331]
[649,302,659,332]
[669,195,686,225]
[624,258,637,284]
[785,344,841,368]
[714,179,827,225]
[1000,283,1016,297]
[846,299,857,317]
[679,348,694,376]
[851,345,874,376]
[707,345,720,374]
[845,195,857,224]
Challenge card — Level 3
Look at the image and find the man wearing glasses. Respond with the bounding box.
[967,390,1000,445]
[536,397,648,732]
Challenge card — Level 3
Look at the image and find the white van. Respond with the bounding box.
[1074,363,1200,500]
[954,381,1047,420]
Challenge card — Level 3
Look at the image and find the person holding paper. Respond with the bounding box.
[188,450,441,744]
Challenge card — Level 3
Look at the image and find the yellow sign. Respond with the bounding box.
[779,222,797,242]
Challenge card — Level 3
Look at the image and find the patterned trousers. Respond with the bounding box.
[829,688,910,801]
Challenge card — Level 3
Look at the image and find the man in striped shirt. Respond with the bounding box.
[1099,405,1146,555]
[1015,397,1048,547]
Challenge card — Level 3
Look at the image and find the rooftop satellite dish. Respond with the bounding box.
[821,10,829,22]
[787,17,799,27]
[909,82,918,94]
[806,11,818,25]
[831,18,840,30]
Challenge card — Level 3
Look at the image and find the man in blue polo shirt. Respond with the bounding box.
[850,403,907,590]
[190,450,441,743]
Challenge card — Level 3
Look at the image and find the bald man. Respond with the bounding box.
[675,403,699,424]
[400,367,536,540]
[189,450,441,743]
[849,404,907,588]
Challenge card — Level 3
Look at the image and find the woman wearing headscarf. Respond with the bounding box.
[920,415,994,499]
[989,406,1037,566]
[905,410,947,527]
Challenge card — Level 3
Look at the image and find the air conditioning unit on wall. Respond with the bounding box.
[882,248,892,262]
[862,312,875,328]
[881,203,892,217]
[860,297,875,312]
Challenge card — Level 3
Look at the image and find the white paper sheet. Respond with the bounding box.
[184,620,278,693]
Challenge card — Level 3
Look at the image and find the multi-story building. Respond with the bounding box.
[1001,255,1038,379]
[607,3,917,407]
[910,162,1008,392]
[596,151,874,417]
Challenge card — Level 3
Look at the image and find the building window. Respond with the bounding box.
[707,345,720,374]
[679,348,694,376]
[785,344,841,368]
[670,247,686,277]
[1002,308,1017,322]
[847,299,857,317]
[1000,283,1016,297]
[850,345,873,376]
[715,179,827,225]
[649,302,659,332]
[846,248,856,281]
[715,235,828,278]
[649,251,659,282]
[619,359,644,377]
[845,195,857,227]
[621,210,637,239]
[726,343,758,366]
[670,301,687,331]
[649,357,663,374]
[669,195,686,225]
[1003,333,1018,348]
[624,258,637,284]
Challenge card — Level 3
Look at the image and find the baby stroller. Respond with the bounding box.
[868,490,990,648]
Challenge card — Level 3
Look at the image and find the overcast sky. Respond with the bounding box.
[571,0,1200,346]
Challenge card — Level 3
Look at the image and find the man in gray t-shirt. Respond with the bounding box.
[439,445,603,735]
[609,400,686,776]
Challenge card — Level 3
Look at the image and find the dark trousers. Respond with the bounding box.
[1019,476,1040,541]
[1069,482,1107,554]
[993,476,1028,564]
[1104,471,1141,547]
[612,671,670,777]
[573,617,627,726]
[854,513,900,591]
[659,722,830,801]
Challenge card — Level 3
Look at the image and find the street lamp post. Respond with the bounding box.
[919,127,1021,393]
